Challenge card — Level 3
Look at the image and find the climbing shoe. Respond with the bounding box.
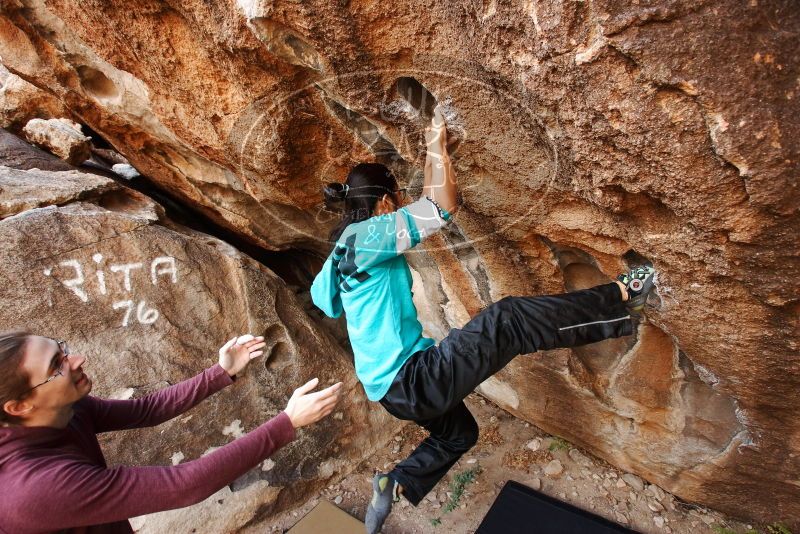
[365,473,400,534]
[617,265,656,313]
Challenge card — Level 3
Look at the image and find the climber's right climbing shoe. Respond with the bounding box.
[617,265,656,313]
[365,473,400,534]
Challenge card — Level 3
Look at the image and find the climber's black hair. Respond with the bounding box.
[324,163,399,243]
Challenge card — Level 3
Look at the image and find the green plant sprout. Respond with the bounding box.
[548,437,570,452]
[430,466,481,526]
[443,466,480,513]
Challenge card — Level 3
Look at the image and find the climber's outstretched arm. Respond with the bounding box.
[422,106,458,215]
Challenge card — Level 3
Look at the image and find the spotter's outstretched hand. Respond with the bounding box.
[218,335,266,377]
[284,378,343,429]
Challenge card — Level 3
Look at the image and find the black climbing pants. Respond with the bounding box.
[379,282,633,505]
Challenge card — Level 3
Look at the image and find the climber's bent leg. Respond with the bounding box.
[383,282,633,419]
[380,401,479,506]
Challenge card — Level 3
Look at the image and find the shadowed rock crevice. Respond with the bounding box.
[622,248,651,269]
[75,65,119,101]
[130,176,321,285]
[319,91,422,187]
[55,126,324,288]
[246,18,325,73]
[439,223,493,307]
[392,76,437,122]
[264,341,292,370]
[94,187,161,219]
[405,252,452,340]
[320,94,402,162]
[262,323,294,371]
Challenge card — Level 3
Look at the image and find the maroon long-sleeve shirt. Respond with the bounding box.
[0,364,296,534]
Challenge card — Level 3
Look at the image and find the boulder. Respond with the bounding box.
[0,167,398,530]
[0,64,71,133]
[0,128,75,172]
[0,0,798,527]
[0,166,117,218]
[22,117,91,165]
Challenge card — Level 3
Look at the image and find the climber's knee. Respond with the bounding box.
[452,417,479,453]
[486,295,515,322]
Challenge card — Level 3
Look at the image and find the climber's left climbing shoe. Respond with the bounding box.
[365,473,400,534]
[617,265,656,313]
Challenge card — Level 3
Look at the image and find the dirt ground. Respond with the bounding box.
[265,394,761,534]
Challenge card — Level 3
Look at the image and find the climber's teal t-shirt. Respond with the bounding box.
[311,198,451,401]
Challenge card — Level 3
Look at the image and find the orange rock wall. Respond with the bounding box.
[1,0,798,526]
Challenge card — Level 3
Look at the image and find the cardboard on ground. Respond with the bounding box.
[287,500,364,534]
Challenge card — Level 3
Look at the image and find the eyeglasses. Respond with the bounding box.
[25,340,70,394]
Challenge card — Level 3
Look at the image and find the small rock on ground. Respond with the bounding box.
[568,448,593,467]
[526,438,542,451]
[544,460,563,477]
[648,484,666,501]
[112,163,140,179]
[621,473,645,492]
[649,500,665,512]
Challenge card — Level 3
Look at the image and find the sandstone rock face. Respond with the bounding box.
[0,64,71,133]
[22,117,91,164]
[0,0,798,527]
[0,165,115,217]
[0,166,397,530]
[0,127,75,171]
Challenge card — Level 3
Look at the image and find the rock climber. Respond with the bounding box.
[0,333,342,533]
[310,105,657,534]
